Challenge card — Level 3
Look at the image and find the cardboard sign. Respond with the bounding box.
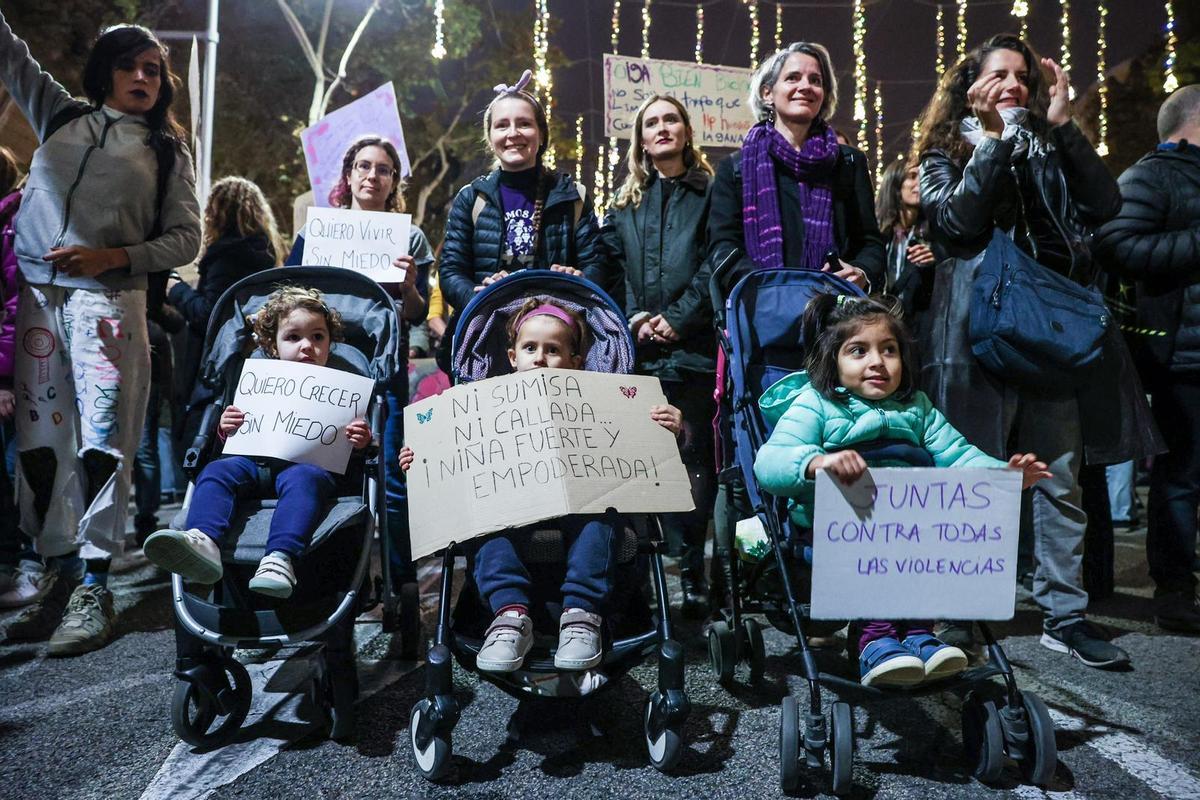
[810,468,1023,620]
[300,82,410,207]
[404,369,694,559]
[221,359,375,475]
[603,53,755,147]
[300,206,411,282]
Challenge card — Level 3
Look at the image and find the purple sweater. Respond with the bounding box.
[0,190,19,384]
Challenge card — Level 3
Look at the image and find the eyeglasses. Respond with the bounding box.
[352,160,397,178]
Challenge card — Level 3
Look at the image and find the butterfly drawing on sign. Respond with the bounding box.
[619,386,637,399]
[416,408,433,424]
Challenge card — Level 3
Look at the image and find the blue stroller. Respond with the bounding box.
[407,271,690,780]
[168,266,400,747]
[708,264,1057,794]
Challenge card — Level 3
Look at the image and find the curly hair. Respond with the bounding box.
[505,296,588,357]
[912,33,1051,164]
[802,292,916,404]
[203,176,285,264]
[611,94,714,211]
[328,135,406,212]
[253,285,344,358]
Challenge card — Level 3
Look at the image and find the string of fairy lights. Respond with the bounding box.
[747,0,760,68]
[1010,1,1029,41]
[1096,1,1108,156]
[956,0,967,60]
[1163,0,1179,94]
[430,0,446,59]
[852,0,868,150]
[641,0,652,60]
[775,3,784,52]
[1060,0,1074,100]
[935,5,945,77]
[532,0,555,168]
[695,6,704,64]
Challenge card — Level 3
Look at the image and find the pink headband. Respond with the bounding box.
[514,304,581,344]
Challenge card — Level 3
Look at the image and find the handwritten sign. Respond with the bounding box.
[603,53,755,148]
[221,359,375,475]
[300,82,410,208]
[300,207,410,282]
[404,368,694,559]
[810,468,1023,620]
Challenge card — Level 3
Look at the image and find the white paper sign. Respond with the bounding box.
[300,82,410,206]
[221,359,375,475]
[300,206,411,282]
[404,369,695,559]
[811,468,1023,620]
[603,53,755,148]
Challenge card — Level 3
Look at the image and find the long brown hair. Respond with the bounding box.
[912,33,1051,164]
[875,157,919,235]
[328,135,406,212]
[612,94,713,211]
[802,293,916,404]
[202,176,285,265]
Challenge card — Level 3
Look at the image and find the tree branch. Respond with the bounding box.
[274,0,321,76]
[316,0,381,121]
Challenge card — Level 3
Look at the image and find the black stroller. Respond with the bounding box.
[708,264,1057,794]
[408,271,690,779]
[167,266,400,747]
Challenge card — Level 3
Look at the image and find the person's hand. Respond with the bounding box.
[394,254,417,290]
[474,270,510,292]
[0,388,14,420]
[399,445,415,472]
[345,417,371,450]
[549,264,584,277]
[166,275,182,293]
[1043,57,1072,127]
[823,260,869,289]
[966,73,1006,137]
[650,403,682,436]
[219,405,245,437]
[650,314,680,343]
[428,316,447,339]
[1008,452,1052,489]
[43,246,126,278]
[807,450,868,485]
[906,243,936,266]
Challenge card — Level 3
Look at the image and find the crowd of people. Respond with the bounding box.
[0,9,1197,692]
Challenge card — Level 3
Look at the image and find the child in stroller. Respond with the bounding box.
[145,286,371,598]
[401,296,681,672]
[753,292,1050,687]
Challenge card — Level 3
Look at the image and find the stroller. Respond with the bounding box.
[167,266,401,748]
[708,264,1057,794]
[408,271,690,780]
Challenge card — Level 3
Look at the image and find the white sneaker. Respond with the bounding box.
[554,608,603,671]
[143,529,224,584]
[0,560,56,609]
[476,612,534,672]
[248,552,297,598]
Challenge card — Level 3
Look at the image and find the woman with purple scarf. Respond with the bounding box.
[706,42,885,289]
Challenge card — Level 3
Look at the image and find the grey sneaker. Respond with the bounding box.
[4,570,78,642]
[476,613,534,672]
[143,528,223,584]
[0,559,55,609]
[554,609,603,671]
[48,585,116,657]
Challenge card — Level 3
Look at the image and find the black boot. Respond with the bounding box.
[679,569,710,620]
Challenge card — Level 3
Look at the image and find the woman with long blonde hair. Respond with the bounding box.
[601,93,717,616]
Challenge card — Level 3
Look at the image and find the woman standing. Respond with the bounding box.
[874,158,938,339]
[602,94,716,616]
[0,14,201,655]
[914,33,1161,668]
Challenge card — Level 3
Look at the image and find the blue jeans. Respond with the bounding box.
[1105,461,1135,522]
[473,512,620,614]
[133,385,161,534]
[186,456,337,556]
[383,371,415,587]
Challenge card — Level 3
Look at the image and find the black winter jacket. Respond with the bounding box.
[439,169,616,311]
[918,121,1162,465]
[705,145,886,290]
[1093,143,1200,375]
[601,168,715,378]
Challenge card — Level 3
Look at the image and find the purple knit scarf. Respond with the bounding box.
[741,120,839,270]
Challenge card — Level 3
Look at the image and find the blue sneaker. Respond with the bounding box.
[902,633,968,681]
[859,637,925,688]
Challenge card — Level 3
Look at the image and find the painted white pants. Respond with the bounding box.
[14,284,150,559]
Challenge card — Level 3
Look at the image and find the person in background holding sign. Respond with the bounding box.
[601,94,717,618]
[144,286,371,599]
[913,34,1161,668]
[0,13,201,655]
[754,293,1050,687]
[401,297,682,672]
[438,69,616,317]
[706,42,884,290]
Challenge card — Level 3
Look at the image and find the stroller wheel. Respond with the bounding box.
[962,691,1005,784]
[743,618,766,683]
[644,694,685,772]
[829,701,854,796]
[171,658,252,748]
[708,620,736,684]
[1017,691,1057,787]
[779,695,802,792]
[410,699,453,781]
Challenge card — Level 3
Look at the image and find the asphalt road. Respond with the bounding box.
[1,504,1198,800]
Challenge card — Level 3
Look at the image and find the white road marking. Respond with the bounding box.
[1012,786,1091,800]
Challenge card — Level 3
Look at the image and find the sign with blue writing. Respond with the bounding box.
[603,53,754,147]
[810,468,1023,620]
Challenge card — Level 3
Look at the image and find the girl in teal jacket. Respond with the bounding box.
[753,293,1049,688]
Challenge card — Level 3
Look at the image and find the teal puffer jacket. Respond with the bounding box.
[753,371,1005,527]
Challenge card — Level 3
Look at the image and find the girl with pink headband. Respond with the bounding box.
[401,296,682,673]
